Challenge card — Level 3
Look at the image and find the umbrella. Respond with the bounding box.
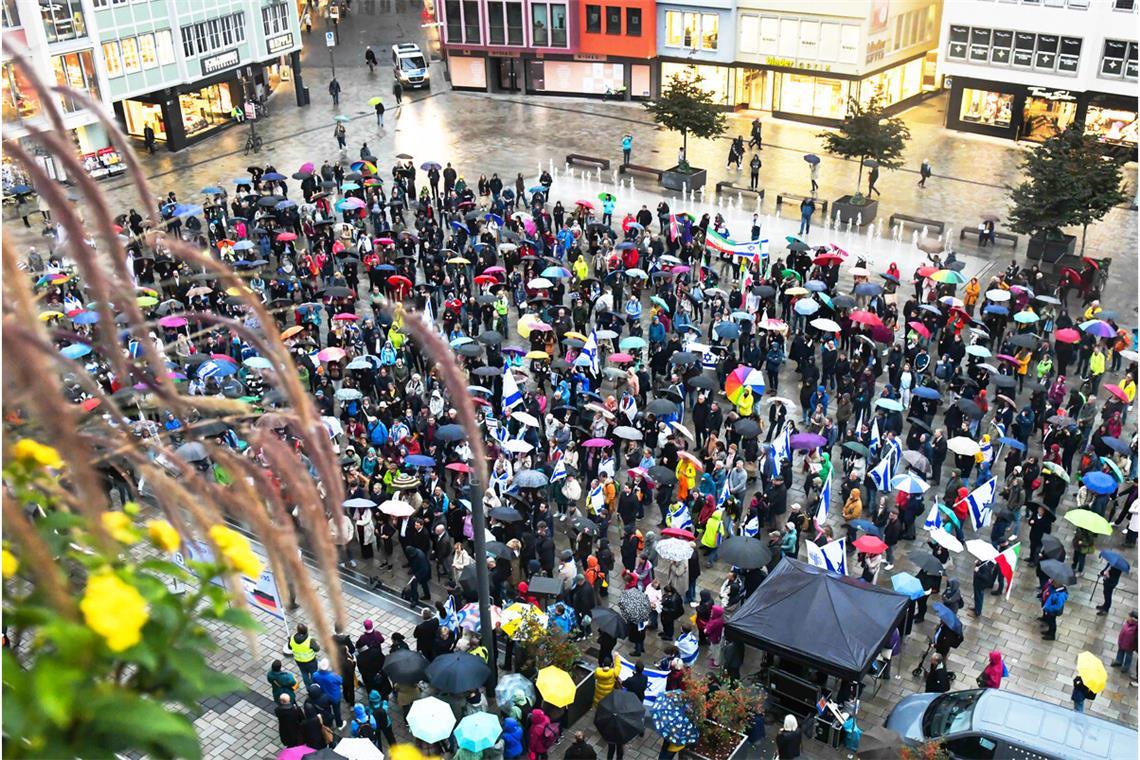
[437,424,466,441]
[651,690,701,745]
[804,154,820,165]
[648,466,677,485]
[1039,559,1077,586]
[1100,549,1130,573]
[1082,471,1118,495]
[1040,534,1066,562]
[715,322,741,339]
[1101,436,1131,456]
[333,738,384,760]
[876,398,905,412]
[1064,509,1112,535]
[454,712,503,752]
[596,690,646,744]
[536,666,576,707]
[909,553,944,576]
[616,588,652,624]
[1041,461,1072,482]
[928,530,963,553]
[278,748,317,760]
[614,426,643,441]
[488,506,524,523]
[789,433,827,450]
[717,536,771,569]
[891,474,930,494]
[1076,651,1107,694]
[843,441,871,458]
[811,317,841,333]
[495,673,537,706]
[849,519,881,537]
[383,649,429,683]
[902,450,932,474]
[947,436,980,456]
[407,696,456,743]
[965,539,999,562]
[591,607,629,638]
[891,572,926,599]
[734,418,761,437]
[931,602,962,634]
[501,602,547,639]
[656,538,695,562]
[853,535,887,554]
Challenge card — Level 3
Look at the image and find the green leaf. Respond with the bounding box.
[137,558,192,581]
[31,659,83,726]
[87,694,202,760]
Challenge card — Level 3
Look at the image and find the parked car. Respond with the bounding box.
[391,43,429,89]
[885,689,1138,760]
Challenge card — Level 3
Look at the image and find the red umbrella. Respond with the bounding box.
[474,275,498,286]
[907,321,931,339]
[1055,328,1081,344]
[387,275,412,288]
[1082,257,1100,269]
[852,535,887,554]
[849,310,883,327]
[80,397,102,412]
[916,266,938,277]
[813,253,843,265]
[1105,384,1128,403]
[446,462,472,473]
[575,200,595,209]
[376,237,395,246]
[1059,267,1082,285]
[661,527,697,541]
[276,232,297,242]
[332,312,358,321]
[869,324,895,344]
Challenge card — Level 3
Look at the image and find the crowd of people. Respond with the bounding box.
[29,137,1138,759]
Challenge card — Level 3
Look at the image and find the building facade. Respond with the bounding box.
[937,0,1138,154]
[1,0,305,180]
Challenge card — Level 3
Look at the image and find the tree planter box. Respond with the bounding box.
[548,664,595,729]
[832,196,878,226]
[684,723,749,760]
[1024,233,1076,264]
[662,166,707,192]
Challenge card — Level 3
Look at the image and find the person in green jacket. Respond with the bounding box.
[780,522,798,558]
[702,507,727,567]
[268,659,298,703]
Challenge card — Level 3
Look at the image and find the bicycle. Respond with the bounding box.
[244,131,263,155]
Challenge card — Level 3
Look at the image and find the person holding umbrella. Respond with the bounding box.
[1041,579,1069,641]
[1095,552,1127,615]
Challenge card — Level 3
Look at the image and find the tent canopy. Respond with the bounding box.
[725,558,908,681]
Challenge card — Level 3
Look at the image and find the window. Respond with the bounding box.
[262,2,288,36]
[221,15,234,46]
[818,23,839,62]
[664,11,715,50]
[181,27,194,57]
[207,19,220,50]
[102,41,122,78]
[944,737,996,760]
[798,20,819,60]
[179,13,244,56]
[626,8,641,37]
[952,26,1081,75]
[586,4,601,33]
[51,50,100,113]
[777,17,797,56]
[487,0,523,44]
[739,15,758,54]
[463,0,480,44]
[155,30,174,65]
[839,24,859,63]
[1101,39,1138,80]
[959,88,1013,127]
[551,4,567,46]
[506,2,522,44]
[606,6,620,34]
[758,16,778,54]
[2,60,41,121]
[40,0,86,43]
[445,0,461,42]
[2,0,20,29]
[531,3,565,46]
[120,37,140,73]
[532,4,548,45]
[234,13,244,43]
[488,1,505,43]
[1113,0,1136,9]
[664,11,683,46]
[700,13,718,50]
[138,33,157,68]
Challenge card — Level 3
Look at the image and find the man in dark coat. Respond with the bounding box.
[413,608,439,656]
[568,574,597,622]
[275,693,306,747]
[405,545,432,603]
[620,528,640,572]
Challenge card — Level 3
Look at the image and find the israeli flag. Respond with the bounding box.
[390,421,410,444]
[816,469,832,523]
[440,596,460,633]
[619,393,638,422]
[493,467,512,491]
[888,437,903,468]
[743,515,760,538]
[717,474,731,508]
[775,420,793,466]
[616,653,669,707]
[967,477,998,531]
[676,631,699,665]
[582,330,600,373]
[870,418,882,454]
[980,437,993,464]
[588,482,606,513]
[855,409,865,439]
[668,503,693,531]
[990,421,1007,439]
[599,455,615,478]
[822,538,848,575]
[492,420,511,446]
[502,366,524,412]
[870,455,893,492]
[924,502,943,531]
[551,456,568,483]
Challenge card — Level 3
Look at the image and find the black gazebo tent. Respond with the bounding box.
[726,558,908,681]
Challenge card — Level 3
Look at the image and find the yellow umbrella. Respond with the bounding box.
[564,331,588,342]
[516,314,542,338]
[1076,651,1107,693]
[447,256,471,265]
[785,287,809,297]
[500,602,547,637]
[536,666,576,707]
[525,350,549,360]
[38,311,64,321]
[1064,509,1113,535]
[136,296,158,308]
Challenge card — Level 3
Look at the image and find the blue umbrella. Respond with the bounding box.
[502,189,515,200]
[405,454,436,468]
[715,322,741,340]
[10,184,31,194]
[1082,471,1117,495]
[171,203,202,217]
[804,279,828,292]
[854,282,882,296]
[891,473,929,494]
[1099,550,1130,573]
[453,712,502,752]
[794,299,819,316]
[983,304,1009,316]
[232,177,251,185]
[485,213,504,225]
[528,185,546,194]
[912,386,941,400]
[997,436,1026,451]
[1101,436,1131,456]
[200,185,223,195]
[650,690,700,745]
[197,360,237,379]
[61,343,92,360]
[263,172,287,181]
[615,242,636,251]
[891,572,925,600]
[233,240,255,251]
[451,220,467,231]
[804,154,820,165]
[849,519,881,537]
[421,161,443,171]
[931,602,963,634]
[72,311,100,325]
[275,199,297,210]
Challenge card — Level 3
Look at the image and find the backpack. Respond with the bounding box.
[542,722,560,744]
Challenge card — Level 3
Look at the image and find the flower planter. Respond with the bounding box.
[684,723,749,760]
[550,664,595,729]
[832,195,878,226]
[1024,232,1076,265]
[663,166,707,192]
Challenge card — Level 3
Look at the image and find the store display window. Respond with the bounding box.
[1022,95,1077,141]
[123,99,166,140]
[178,84,233,138]
[959,88,1013,128]
[2,60,40,121]
[51,50,100,114]
[777,73,849,119]
[1085,103,1138,146]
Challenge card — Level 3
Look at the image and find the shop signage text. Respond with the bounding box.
[1027,86,1076,102]
[489,50,521,58]
[865,38,888,64]
[575,53,607,62]
[267,33,294,55]
[200,49,240,77]
[764,55,832,73]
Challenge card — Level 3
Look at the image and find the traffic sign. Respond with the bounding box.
[325,31,336,47]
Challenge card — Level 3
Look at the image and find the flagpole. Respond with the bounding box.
[469,475,497,684]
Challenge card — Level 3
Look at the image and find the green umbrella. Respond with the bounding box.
[937,503,960,528]
[1100,457,1124,482]
[842,441,870,458]
[1065,509,1113,535]
[334,115,351,123]
[651,296,670,313]
[368,96,383,106]
[598,192,616,202]
[1041,460,1071,483]
[620,336,647,350]
[781,268,802,281]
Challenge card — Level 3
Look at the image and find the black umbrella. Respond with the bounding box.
[595,689,646,744]
[832,294,856,309]
[478,330,504,345]
[456,343,483,357]
[484,541,515,561]
[991,375,1017,389]
[658,388,685,403]
[383,649,429,684]
[909,553,945,576]
[488,506,524,523]
[591,607,629,639]
[907,416,933,433]
[573,516,600,536]
[1006,334,1039,348]
[956,399,982,419]
[687,375,718,391]
[734,418,761,437]
[670,352,700,365]
[616,588,651,624]
[472,366,501,376]
[717,536,771,569]
[1039,559,1076,586]
[648,466,677,485]
[426,652,491,693]
[645,399,677,416]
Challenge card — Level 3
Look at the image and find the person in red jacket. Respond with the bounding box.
[1112,610,1137,673]
[527,708,559,760]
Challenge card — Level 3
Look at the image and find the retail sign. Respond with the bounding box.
[575,53,607,62]
[267,33,295,55]
[200,48,240,77]
[765,56,795,68]
[1027,86,1076,102]
[489,50,521,58]
[865,39,887,64]
[763,55,830,73]
[325,31,336,47]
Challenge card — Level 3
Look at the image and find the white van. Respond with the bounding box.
[392,43,429,89]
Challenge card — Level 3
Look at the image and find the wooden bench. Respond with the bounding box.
[888,212,945,235]
[619,162,663,180]
[775,192,827,217]
[566,153,610,170]
[716,181,765,200]
[960,226,1018,248]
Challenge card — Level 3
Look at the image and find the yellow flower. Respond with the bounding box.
[101,511,139,544]
[80,569,149,652]
[208,525,263,577]
[11,439,63,470]
[146,519,180,552]
[2,549,18,578]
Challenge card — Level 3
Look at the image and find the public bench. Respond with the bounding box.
[618,162,663,180]
[716,181,765,200]
[775,192,827,217]
[959,226,1018,248]
[888,212,945,235]
[565,153,610,170]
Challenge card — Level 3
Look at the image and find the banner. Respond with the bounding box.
[178,540,285,621]
[616,653,669,707]
[806,538,847,575]
[967,478,998,531]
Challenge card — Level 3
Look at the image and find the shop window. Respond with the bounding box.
[444,0,462,42]
[959,88,1013,128]
[1023,94,1077,142]
[51,50,100,114]
[2,61,40,122]
[120,37,140,74]
[626,8,640,37]
[102,41,122,78]
[664,11,684,47]
[606,6,620,35]
[1085,102,1138,147]
[463,0,480,44]
[139,34,157,69]
[661,62,731,105]
[156,30,175,66]
[179,83,233,138]
[586,5,601,33]
[123,99,165,140]
[700,13,718,50]
[40,0,86,43]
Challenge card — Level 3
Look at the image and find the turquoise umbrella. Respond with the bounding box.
[891,572,925,599]
[620,336,647,350]
[1014,311,1040,324]
[454,712,503,752]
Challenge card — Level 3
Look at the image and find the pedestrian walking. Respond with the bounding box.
[918,158,932,187]
[1071,674,1096,712]
[867,163,881,197]
[1040,581,1068,641]
[748,117,762,150]
[1112,610,1137,671]
[798,196,816,235]
[364,46,377,73]
[1097,564,1123,615]
[143,123,156,154]
[776,715,802,759]
[621,133,633,165]
[393,79,403,104]
[288,623,321,687]
[329,78,341,106]
[810,161,820,194]
[334,122,347,150]
[375,100,385,126]
[749,153,761,190]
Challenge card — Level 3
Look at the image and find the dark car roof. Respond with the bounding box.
[969,690,1137,759]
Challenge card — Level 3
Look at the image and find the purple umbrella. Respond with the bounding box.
[1080,320,1116,338]
[583,438,614,448]
[789,433,827,450]
[276,747,316,760]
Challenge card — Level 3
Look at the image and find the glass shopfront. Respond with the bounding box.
[123,99,166,141]
[660,62,733,105]
[51,50,101,114]
[776,73,849,119]
[449,55,489,89]
[1022,93,1077,142]
[178,83,233,138]
[528,60,624,94]
[1084,100,1138,148]
[2,60,40,122]
[859,58,924,107]
[959,87,1014,128]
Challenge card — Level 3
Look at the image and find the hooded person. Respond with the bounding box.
[528,707,560,759]
[942,577,964,612]
[593,654,622,705]
[980,650,1005,688]
[302,684,334,744]
[503,716,526,759]
[706,605,727,667]
[350,703,377,738]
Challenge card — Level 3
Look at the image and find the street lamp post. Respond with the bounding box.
[468,477,498,683]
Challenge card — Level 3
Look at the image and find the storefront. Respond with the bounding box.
[1083,92,1138,159]
[660,60,735,105]
[447,50,652,98]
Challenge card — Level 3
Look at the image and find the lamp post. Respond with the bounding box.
[468,478,497,683]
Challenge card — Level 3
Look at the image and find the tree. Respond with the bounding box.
[1008,125,1127,252]
[644,67,727,168]
[817,95,911,197]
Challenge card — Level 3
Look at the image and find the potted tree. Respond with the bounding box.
[1009,125,1127,264]
[681,675,761,760]
[818,95,910,226]
[645,66,727,192]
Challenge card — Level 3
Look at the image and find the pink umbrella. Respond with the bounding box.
[376,237,395,245]
[530,322,553,332]
[608,353,634,363]
[670,265,691,274]
[277,746,316,760]
[210,353,238,364]
[996,354,1019,364]
[299,162,315,174]
[583,438,613,448]
[317,347,347,362]
[332,312,358,321]
[483,266,506,275]
[158,316,187,328]
[522,218,537,236]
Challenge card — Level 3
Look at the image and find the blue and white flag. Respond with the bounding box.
[980,437,993,464]
[676,631,699,665]
[615,654,669,707]
[619,393,638,421]
[581,330,600,373]
[492,420,510,446]
[855,409,865,439]
[717,474,731,508]
[870,455,893,492]
[440,596,460,633]
[774,420,793,466]
[390,421,410,444]
[967,477,998,531]
[550,456,568,483]
[816,469,832,523]
[588,482,606,513]
[870,418,882,454]
[668,503,693,531]
[888,436,903,468]
[598,454,615,478]
[924,502,943,531]
[743,515,760,537]
[806,538,847,575]
[502,366,524,412]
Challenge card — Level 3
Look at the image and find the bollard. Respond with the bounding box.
[613,170,619,186]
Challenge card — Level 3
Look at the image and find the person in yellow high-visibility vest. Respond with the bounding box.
[675,458,697,501]
[288,623,320,686]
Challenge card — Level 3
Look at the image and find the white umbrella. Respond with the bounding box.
[586,402,615,419]
[380,499,416,517]
[766,396,797,409]
[929,529,963,553]
[947,436,981,456]
[511,411,540,427]
[528,277,554,289]
[810,317,842,333]
[985,289,1011,302]
[966,539,999,562]
[334,737,386,760]
[670,421,695,441]
[655,538,695,562]
[504,439,533,453]
[407,696,456,744]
